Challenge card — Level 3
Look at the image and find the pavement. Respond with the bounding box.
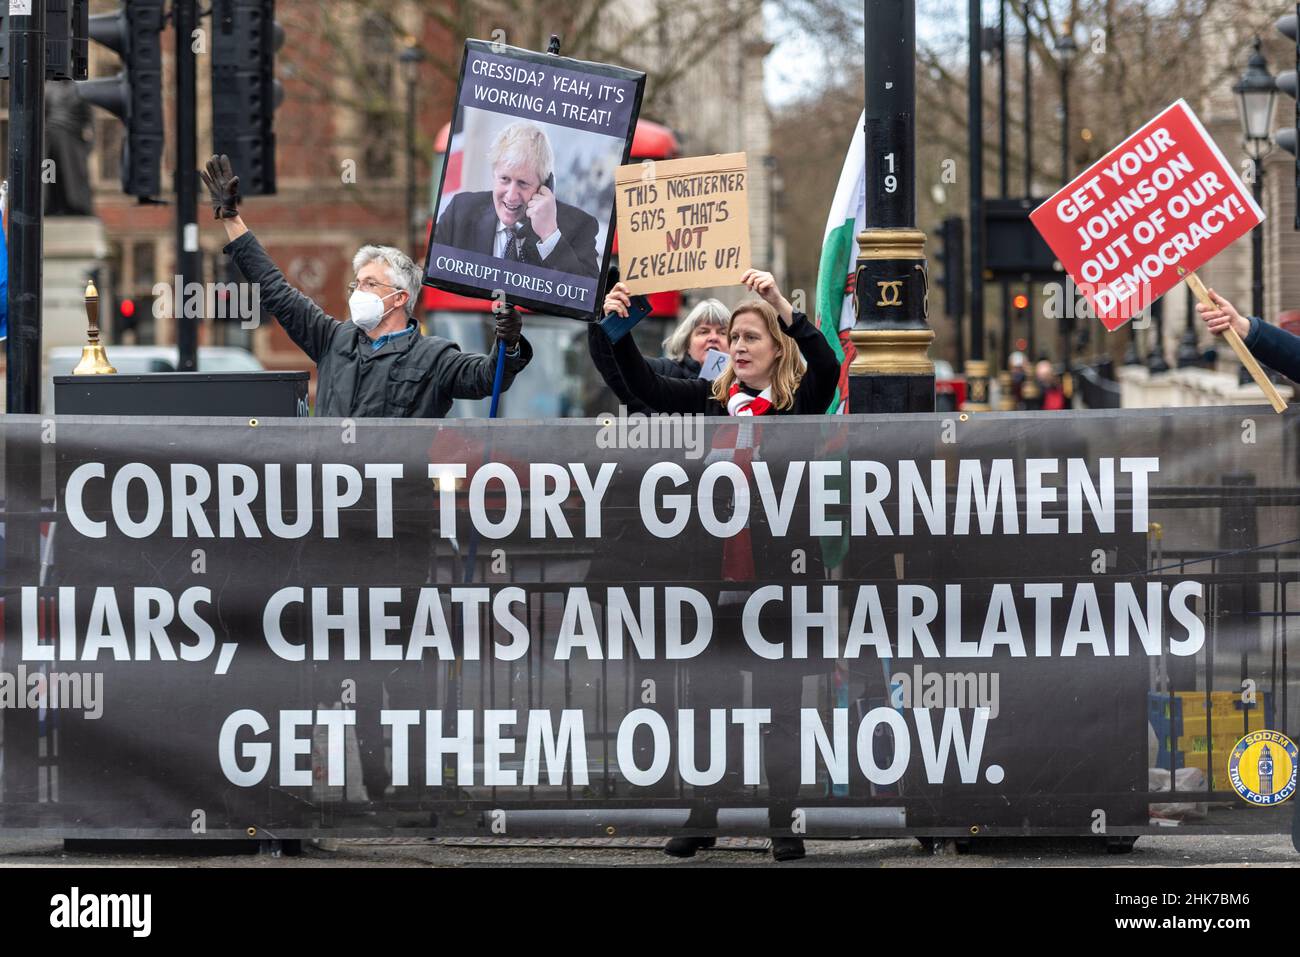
[0,833,1296,867]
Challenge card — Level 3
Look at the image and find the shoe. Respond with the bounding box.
[663,836,717,858]
[770,837,805,862]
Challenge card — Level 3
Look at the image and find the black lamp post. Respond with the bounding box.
[1124,322,1144,365]
[965,0,989,409]
[997,1,1012,400]
[1056,27,1077,184]
[400,41,427,257]
[1056,25,1077,372]
[1235,38,1276,336]
[1021,2,1035,363]
[1146,297,1170,373]
[849,0,936,413]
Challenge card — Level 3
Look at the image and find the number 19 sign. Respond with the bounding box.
[1030,100,1263,330]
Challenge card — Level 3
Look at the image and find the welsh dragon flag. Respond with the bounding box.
[814,111,866,413]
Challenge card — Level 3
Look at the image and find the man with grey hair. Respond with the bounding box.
[433,120,600,278]
[200,154,530,417]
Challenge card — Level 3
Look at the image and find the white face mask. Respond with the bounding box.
[348,290,397,331]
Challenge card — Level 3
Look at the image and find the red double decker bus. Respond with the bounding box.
[421,119,684,418]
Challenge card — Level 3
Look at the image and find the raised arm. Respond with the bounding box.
[200,154,337,362]
[600,282,709,413]
[740,268,840,413]
[1198,288,1300,382]
[223,232,339,363]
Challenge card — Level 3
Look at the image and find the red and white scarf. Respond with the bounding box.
[706,419,761,583]
[726,382,774,416]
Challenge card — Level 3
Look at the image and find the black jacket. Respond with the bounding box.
[586,323,699,414]
[225,231,532,418]
[1244,316,1300,383]
[433,191,600,279]
[606,311,840,415]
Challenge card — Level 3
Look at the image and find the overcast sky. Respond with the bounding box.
[763,1,977,109]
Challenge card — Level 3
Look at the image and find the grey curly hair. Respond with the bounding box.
[352,245,422,318]
[663,298,730,362]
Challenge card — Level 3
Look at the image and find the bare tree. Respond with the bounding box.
[774,0,1289,365]
[283,0,765,137]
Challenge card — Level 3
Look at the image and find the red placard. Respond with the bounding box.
[1030,100,1263,331]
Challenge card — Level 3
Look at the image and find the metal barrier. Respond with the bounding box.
[1075,363,1123,409]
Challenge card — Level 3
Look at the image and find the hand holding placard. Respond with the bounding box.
[1179,268,1286,413]
[597,281,652,344]
[1029,99,1284,410]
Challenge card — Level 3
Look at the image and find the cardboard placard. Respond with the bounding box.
[614,152,751,295]
[1030,100,1263,330]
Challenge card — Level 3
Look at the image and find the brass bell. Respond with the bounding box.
[72,279,117,375]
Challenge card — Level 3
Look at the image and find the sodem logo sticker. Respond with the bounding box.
[1228,730,1298,806]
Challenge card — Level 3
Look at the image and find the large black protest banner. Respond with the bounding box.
[423,40,645,319]
[0,408,1296,838]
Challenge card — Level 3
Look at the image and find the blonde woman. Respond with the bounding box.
[597,268,840,863]
[601,270,839,415]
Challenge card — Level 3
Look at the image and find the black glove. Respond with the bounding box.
[199,154,240,220]
[493,305,522,347]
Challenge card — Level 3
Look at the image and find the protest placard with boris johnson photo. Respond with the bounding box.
[424,39,645,320]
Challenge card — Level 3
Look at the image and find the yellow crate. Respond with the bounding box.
[1173,691,1261,717]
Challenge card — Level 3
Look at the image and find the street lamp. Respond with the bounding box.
[1234,37,1276,382]
[400,39,427,257]
[1236,38,1278,152]
[1021,3,1036,368]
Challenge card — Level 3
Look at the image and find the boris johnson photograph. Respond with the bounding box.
[424,40,645,318]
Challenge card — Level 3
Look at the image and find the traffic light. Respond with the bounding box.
[0,0,88,80]
[1278,10,1298,229]
[937,217,966,320]
[212,0,284,196]
[75,0,165,198]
